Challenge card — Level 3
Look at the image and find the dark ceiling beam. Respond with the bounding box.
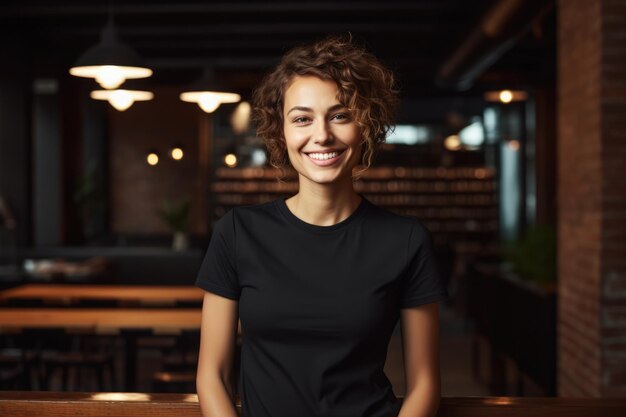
[1,1,463,17]
[49,22,453,37]
[146,57,279,70]
[145,56,440,70]
[435,0,554,91]
[135,40,295,49]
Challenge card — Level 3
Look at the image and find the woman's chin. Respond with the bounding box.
[298,169,352,186]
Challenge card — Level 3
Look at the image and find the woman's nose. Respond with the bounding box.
[312,120,333,143]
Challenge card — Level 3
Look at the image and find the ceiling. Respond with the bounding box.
[1,0,555,100]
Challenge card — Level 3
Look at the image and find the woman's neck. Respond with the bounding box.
[285,179,362,227]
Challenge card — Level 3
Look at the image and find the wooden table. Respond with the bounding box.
[0,308,202,332]
[0,308,202,391]
[0,284,205,306]
[2,392,626,417]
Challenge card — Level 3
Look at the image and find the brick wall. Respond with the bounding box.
[557,0,626,397]
[600,0,626,397]
[109,86,205,236]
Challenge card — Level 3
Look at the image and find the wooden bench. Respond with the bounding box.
[1,391,625,417]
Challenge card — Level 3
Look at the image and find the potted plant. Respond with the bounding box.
[157,197,191,251]
[73,160,106,242]
[502,224,557,292]
[469,223,558,396]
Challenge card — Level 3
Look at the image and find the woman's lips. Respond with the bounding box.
[304,150,345,166]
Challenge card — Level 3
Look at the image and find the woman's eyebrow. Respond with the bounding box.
[286,104,346,115]
[287,106,312,115]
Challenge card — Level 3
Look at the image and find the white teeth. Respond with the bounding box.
[308,151,339,160]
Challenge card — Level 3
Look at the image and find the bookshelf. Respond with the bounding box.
[210,166,499,251]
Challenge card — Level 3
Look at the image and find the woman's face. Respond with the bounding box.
[282,75,362,187]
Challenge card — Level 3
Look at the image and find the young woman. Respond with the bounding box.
[195,36,449,417]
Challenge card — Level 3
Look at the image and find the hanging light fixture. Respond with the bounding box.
[90,89,154,111]
[69,17,152,89]
[180,67,240,113]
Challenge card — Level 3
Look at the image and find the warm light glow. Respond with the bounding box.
[231,101,252,134]
[224,153,238,167]
[109,90,133,111]
[199,95,221,113]
[170,147,184,160]
[484,89,528,103]
[183,394,198,403]
[499,90,513,103]
[484,397,514,405]
[180,91,241,113]
[70,65,153,89]
[147,153,159,165]
[90,393,150,401]
[90,89,154,111]
[444,135,462,151]
[95,65,124,89]
[507,139,520,151]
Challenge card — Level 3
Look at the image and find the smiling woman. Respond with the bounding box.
[282,75,362,186]
[252,35,399,182]
[194,35,449,417]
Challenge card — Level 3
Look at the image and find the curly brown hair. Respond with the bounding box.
[251,35,399,181]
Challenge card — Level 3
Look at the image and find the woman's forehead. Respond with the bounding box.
[283,76,341,108]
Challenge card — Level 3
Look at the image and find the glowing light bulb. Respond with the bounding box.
[224,153,237,167]
[444,135,462,151]
[109,90,134,111]
[90,89,153,111]
[198,94,221,113]
[180,91,241,113]
[147,153,159,165]
[95,65,126,89]
[499,90,513,104]
[170,148,184,160]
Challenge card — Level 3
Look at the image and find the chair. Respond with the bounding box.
[151,330,200,393]
[28,329,118,391]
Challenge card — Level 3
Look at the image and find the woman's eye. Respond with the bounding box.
[332,113,350,121]
[293,116,310,124]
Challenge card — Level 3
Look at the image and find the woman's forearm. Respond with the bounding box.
[397,380,441,417]
[197,376,239,417]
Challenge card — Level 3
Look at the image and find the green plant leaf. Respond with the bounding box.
[502,224,557,283]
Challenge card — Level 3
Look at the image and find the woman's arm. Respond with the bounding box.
[196,291,240,417]
[398,301,442,417]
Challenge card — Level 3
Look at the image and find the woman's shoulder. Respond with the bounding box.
[221,198,281,225]
[364,198,426,231]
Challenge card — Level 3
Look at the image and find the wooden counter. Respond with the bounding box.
[0,284,204,307]
[1,392,626,417]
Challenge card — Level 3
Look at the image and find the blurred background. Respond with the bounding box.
[0,0,624,401]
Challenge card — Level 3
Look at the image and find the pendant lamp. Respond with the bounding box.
[180,67,240,113]
[90,88,154,111]
[69,17,152,89]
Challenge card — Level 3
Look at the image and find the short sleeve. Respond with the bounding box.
[195,208,240,300]
[400,220,449,309]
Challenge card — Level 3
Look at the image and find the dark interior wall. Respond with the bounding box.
[108,85,203,237]
[0,45,32,249]
[32,80,62,246]
[80,92,110,242]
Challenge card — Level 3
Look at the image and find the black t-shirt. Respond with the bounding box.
[195,194,449,417]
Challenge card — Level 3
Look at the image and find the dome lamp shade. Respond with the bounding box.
[69,19,152,89]
[180,67,240,113]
